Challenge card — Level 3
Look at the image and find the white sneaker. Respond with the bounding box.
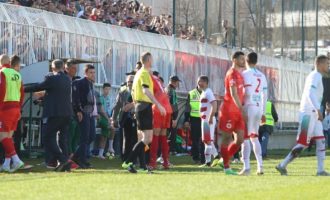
[256,169,264,176]
[232,158,240,164]
[238,169,251,176]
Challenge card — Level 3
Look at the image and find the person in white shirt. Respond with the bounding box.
[239,52,268,176]
[197,76,220,167]
[276,55,330,176]
[323,102,330,148]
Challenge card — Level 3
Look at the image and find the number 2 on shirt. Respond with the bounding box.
[255,78,261,93]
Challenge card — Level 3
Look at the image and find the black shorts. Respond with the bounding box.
[135,102,153,130]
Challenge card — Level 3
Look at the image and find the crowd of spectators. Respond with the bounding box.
[3,0,173,36]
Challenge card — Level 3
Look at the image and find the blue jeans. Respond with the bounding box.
[324,130,330,148]
[260,131,270,157]
[74,112,96,163]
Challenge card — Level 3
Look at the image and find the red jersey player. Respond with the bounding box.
[149,74,173,170]
[218,51,246,175]
[0,55,25,173]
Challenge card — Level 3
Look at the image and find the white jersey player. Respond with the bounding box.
[276,55,330,176]
[197,76,220,167]
[239,52,268,176]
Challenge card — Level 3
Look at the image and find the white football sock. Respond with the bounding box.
[250,137,263,171]
[315,139,326,173]
[99,149,104,157]
[241,139,251,170]
[108,140,114,152]
[211,142,218,158]
[280,143,306,168]
[205,144,212,164]
[11,154,21,165]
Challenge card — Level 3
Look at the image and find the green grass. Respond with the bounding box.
[1,150,330,200]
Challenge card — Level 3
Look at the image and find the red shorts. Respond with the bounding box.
[153,110,171,129]
[218,112,245,133]
[0,108,21,132]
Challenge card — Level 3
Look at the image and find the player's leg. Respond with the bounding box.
[200,120,212,167]
[160,128,170,169]
[249,108,263,174]
[314,121,329,176]
[150,128,160,169]
[240,138,251,175]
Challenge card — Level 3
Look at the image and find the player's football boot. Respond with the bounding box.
[122,162,133,169]
[199,163,211,168]
[275,164,288,176]
[0,165,10,173]
[127,163,137,173]
[224,168,238,175]
[256,169,264,176]
[211,158,220,167]
[316,171,330,176]
[238,169,251,176]
[10,161,24,173]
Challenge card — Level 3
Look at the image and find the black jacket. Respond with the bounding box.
[72,77,95,113]
[24,71,73,118]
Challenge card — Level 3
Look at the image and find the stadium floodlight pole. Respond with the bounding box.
[172,0,176,36]
[204,0,208,42]
[281,0,284,57]
[315,0,319,56]
[233,0,236,47]
[301,0,305,62]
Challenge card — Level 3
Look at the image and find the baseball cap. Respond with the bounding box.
[170,75,181,82]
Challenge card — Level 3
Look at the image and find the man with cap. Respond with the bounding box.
[166,75,181,155]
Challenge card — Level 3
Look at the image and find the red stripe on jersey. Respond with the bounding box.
[312,136,325,140]
[201,98,208,103]
[200,107,207,112]
[201,115,206,119]
[244,84,252,87]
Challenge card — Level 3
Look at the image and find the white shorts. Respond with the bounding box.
[201,117,215,143]
[297,111,324,146]
[244,105,263,137]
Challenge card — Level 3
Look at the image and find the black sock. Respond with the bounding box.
[126,141,145,164]
[138,147,146,169]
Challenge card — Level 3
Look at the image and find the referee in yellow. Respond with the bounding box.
[122,52,165,173]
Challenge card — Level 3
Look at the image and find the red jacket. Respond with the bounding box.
[0,65,24,111]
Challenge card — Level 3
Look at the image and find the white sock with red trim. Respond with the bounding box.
[241,139,251,170]
[211,143,218,158]
[316,139,326,173]
[250,137,263,171]
[204,144,212,164]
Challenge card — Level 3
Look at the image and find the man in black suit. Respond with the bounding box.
[71,64,96,168]
[24,59,72,172]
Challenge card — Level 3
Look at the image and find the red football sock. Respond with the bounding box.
[149,135,159,167]
[228,142,240,157]
[2,137,16,158]
[221,144,230,169]
[160,135,169,166]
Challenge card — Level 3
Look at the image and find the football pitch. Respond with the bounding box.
[1,150,330,200]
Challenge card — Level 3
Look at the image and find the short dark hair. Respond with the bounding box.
[198,75,209,84]
[247,52,258,65]
[141,52,152,64]
[10,55,20,67]
[159,76,164,83]
[84,64,95,73]
[232,51,245,60]
[135,61,142,70]
[66,59,76,68]
[103,83,111,88]
[52,59,64,70]
[316,55,329,64]
[153,71,159,76]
